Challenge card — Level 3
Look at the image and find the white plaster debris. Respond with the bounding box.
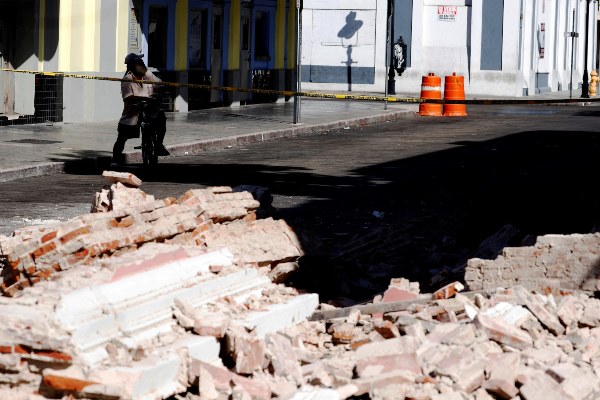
[1,178,600,399]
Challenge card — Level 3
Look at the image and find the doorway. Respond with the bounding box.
[211,5,223,103]
[148,6,169,69]
[0,11,14,116]
[240,6,251,103]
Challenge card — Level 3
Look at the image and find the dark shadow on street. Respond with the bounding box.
[52,127,600,305]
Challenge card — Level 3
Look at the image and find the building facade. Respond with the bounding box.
[1,0,599,125]
[301,0,600,97]
[0,0,298,124]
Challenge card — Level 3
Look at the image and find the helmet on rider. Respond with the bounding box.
[124,53,144,65]
[124,53,147,77]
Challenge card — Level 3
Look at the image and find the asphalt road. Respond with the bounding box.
[1,104,599,303]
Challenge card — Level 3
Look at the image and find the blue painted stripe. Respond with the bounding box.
[302,65,375,84]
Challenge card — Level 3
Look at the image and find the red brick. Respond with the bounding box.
[117,216,135,228]
[41,231,58,243]
[32,268,54,280]
[1,269,23,289]
[13,345,30,355]
[432,281,465,300]
[373,320,401,339]
[100,240,122,253]
[374,287,418,319]
[58,227,91,245]
[43,375,97,392]
[33,350,72,362]
[32,241,57,259]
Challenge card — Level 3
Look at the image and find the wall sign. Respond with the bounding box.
[129,8,141,50]
[437,5,457,22]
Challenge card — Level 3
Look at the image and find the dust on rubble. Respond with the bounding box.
[0,171,599,400]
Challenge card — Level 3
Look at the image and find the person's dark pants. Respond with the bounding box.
[112,123,140,164]
[113,111,167,164]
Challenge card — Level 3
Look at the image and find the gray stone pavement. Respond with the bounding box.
[0,87,596,183]
[0,99,417,182]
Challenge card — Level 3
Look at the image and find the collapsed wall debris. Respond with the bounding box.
[1,171,600,399]
[466,233,600,292]
[0,173,315,399]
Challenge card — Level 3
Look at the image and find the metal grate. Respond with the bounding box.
[188,70,213,110]
[34,74,64,123]
[0,74,63,126]
[251,69,278,104]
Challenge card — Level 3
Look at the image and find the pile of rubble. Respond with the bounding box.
[0,172,315,399]
[1,171,599,400]
[272,280,600,400]
[466,232,600,292]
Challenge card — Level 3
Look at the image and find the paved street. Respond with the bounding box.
[0,99,415,175]
[1,103,599,302]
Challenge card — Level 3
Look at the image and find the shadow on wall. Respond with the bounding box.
[337,11,363,91]
[337,11,363,40]
[0,0,59,70]
[0,0,60,125]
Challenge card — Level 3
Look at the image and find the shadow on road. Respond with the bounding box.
[55,128,600,305]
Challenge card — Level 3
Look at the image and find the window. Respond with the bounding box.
[189,9,208,69]
[148,6,168,68]
[254,11,270,60]
[213,14,222,50]
[241,16,250,51]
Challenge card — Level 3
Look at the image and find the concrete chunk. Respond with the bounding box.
[519,372,569,400]
[514,287,565,336]
[546,362,600,399]
[102,170,142,187]
[474,314,533,350]
[483,352,520,399]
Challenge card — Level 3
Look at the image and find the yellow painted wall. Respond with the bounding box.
[228,0,241,70]
[57,0,72,71]
[175,0,189,71]
[59,0,101,72]
[38,0,46,71]
[115,0,130,72]
[287,0,296,70]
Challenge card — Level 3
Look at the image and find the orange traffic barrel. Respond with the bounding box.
[419,73,442,117]
[443,73,467,117]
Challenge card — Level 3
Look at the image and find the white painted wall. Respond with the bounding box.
[300,0,597,97]
[301,0,388,92]
[63,72,123,123]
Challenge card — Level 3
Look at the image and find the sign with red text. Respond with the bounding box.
[438,5,458,22]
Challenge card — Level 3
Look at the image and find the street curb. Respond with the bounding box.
[0,109,416,182]
[124,109,417,163]
[0,162,66,183]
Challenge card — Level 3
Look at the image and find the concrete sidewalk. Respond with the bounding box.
[0,99,417,182]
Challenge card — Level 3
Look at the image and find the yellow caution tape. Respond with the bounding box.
[2,68,599,105]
